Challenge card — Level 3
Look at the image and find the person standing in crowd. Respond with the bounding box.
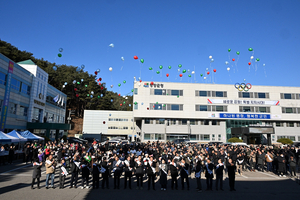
[69,153,80,188]
[169,158,178,190]
[146,156,156,190]
[236,153,244,175]
[135,155,144,190]
[159,158,168,191]
[92,158,100,189]
[112,156,123,189]
[194,157,203,192]
[31,158,42,189]
[45,154,56,189]
[101,156,110,189]
[204,159,214,191]
[124,155,134,189]
[215,159,224,191]
[288,155,297,177]
[59,159,68,189]
[249,151,256,172]
[265,151,274,172]
[277,152,286,177]
[180,158,189,190]
[81,160,90,189]
[227,158,236,191]
[257,151,265,172]
[8,145,15,164]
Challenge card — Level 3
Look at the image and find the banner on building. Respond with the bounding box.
[207,99,280,106]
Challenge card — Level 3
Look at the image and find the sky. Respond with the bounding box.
[0,0,300,96]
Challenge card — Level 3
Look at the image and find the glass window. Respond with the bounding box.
[171,90,179,96]
[190,119,196,125]
[204,120,209,125]
[216,106,224,112]
[200,134,210,141]
[190,135,197,141]
[145,119,153,124]
[144,134,150,140]
[284,93,292,99]
[134,88,138,95]
[200,105,208,111]
[242,92,250,98]
[285,108,293,113]
[168,119,176,125]
[156,119,165,124]
[0,99,3,113]
[8,102,17,114]
[259,107,267,113]
[154,104,162,110]
[19,106,28,116]
[182,119,187,125]
[243,106,251,112]
[287,122,294,127]
[134,103,138,110]
[212,120,220,125]
[216,91,223,97]
[199,91,207,96]
[0,72,6,85]
[258,93,266,98]
[171,104,179,110]
[11,78,21,91]
[36,82,39,97]
[21,83,31,95]
[276,122,283,127]
[154,89,163,95]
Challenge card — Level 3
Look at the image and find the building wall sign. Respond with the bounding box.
[219,113,271,119]
[34,99,45,106]
[149,83,164,88]
[208,99,280,106]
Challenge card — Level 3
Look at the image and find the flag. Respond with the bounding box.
[53,95,59,103]
[61,97,64,106]
[57,96,62,105]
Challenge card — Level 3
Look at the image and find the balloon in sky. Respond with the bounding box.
[109,67,113,71]
[156,71,160,74]
[168,66,171,69]
[53,66,57,71]
[207,71,210,75]
[87,94,90,97]
[166,73,169,77]
[211,59,214,62]
[140,59,144,63]
[209,55,212,59]
[81,65,85,69]
[248,48,253,51]
[178,69,180,72]
[62,85,65,88]
[109,43,114,48]
[200,74,203,77]
[225,61,229,65]
[85,85,88,87]
[98,82,101,85]
[149,67,153,70]
[188,75,191,77]
[133,55,138,60]
[263,64,266,67]
[191,71,195,74]
[232,58,235,61]
[110,85,113,88]
[74,88,77,91]
[236,51,240,55]
[248,62,251,65]
[204,77,207,80]
[179,74,183,77]
[76,68,80,72]
[213,69,216,72]
[118,83,121,87]
[97,69,100,73]
[77,82,80,85]
[228,49,231,52]
[123,80,126,84]
[227,67,230,71]
[159,65,163,69]
[178,64,182,68]
[256,58,260,61]
[182,69,186,73]
[94,71,98,75]
[243,79,246,82]
[101,86,104,90]
[59,48,63,52]
[250,56,254,59]
[206,68,208,71]
[121,57,125,61]
[58,53,62,57]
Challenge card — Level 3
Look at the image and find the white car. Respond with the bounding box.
[230,142,249,147]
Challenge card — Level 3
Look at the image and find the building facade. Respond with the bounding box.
[132,81,300,144]
[0,53,70,140]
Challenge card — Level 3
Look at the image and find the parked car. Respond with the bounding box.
[230,142,249,147]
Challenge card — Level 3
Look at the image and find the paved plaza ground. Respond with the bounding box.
[0,161,299,200]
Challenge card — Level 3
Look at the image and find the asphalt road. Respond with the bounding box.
[0,161,299,200]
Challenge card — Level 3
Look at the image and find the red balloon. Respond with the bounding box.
[74,88,77,91]
[153,105,155,108]
[207,72,210,75]
[120,104,122,106]
[99,78,102,81]
[133,55,138,60]
[118,93,121,96]
[150,81,154,85]
[147,107,149,110]
[76,94,79,97]
[98,82,101,85]
[103,121,106,124]
[97,79,99,82]
[248,62,251,65]
[179,74,183,77]
[232,58,235,61]
[95,71,98,75]
[166,73,169,77]
[213,69,216,72]
[101,86,104,90]
[139,80,142,82]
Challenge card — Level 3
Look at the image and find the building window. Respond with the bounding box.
[285,108,293,113]
[216,91,224,97]
[242,92,250,98]
[171,90,183,96]
[284,93,292,99]
[189,119,196,125]
[200,120,209,125]
[8,102,17,114]
[199,91,207,96]
[276,122,284,127]
[155,134,164,140]
[154,89,163,95]
[144,134,150,140]
[0,72,6,85]
[0,99,3,113]
[19,106,28,116]
[134,88,138,95]
[190,135,199,141]
[21,83,31,95]
[156,119,165,124]
[11,78,21,91]
[200,134,210,141]
[36,82,39,97]
[296,122,300,127]
[182,119,187,125]
[216,106,224,112]
[258,93,266,98]
[286,122,294,127]
[218,134,221,141]
[258,107,267,113]
[240,106,252,112]
[145,119,153,124]
[200,105,208,111]
[134,103,138,110]
[212,120,220,125]
[171,104,179,110]
[153,104,162,110]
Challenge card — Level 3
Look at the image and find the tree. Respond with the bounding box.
[228,137,243,143]
[277,138,293,145]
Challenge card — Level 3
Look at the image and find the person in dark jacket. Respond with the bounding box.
[227,158,236,191]
[169,158,178,190]
[194,158,203,192]
[179,158,189,190]
[159,158,168,190]
[112,156,123,189]
[31,158,43,189]
[257,151,265,172]
[289,155,297,177]
[204,159,214,191]
[215,159,224,191]
[101,157,110,189]
[8,145,15,164]
[69,153,80,188]
[59,159,68,189]
[146,156,156,190]
[277,152,286,177]
[135,155,144,190]
[124,156,134,189]
[81,160,90,189]
[92,158,100,189]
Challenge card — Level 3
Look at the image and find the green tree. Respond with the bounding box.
[228,137,243,143]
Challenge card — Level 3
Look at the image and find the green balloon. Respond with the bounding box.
[248,48,253,51]
[87,94,89,97]
[182,69,186,73]
[256,58,260,61]
[123,101,126,104]
[163,104,166,107]
[178,64,182,68]
[131,89,134,92]
[85,85,88,87]
[77,82,80,84]
[177,95,179,98]
[149,67,153,70]
[236,51,240,55]
[140,59,144,63]
[156,102,158,104]
[228,49,231,52]
[123,80,126,84]
[97,95,100,98]
[159,65,163,69]
[168,66,171,69]
[200,74,203,77]
[134,102,137,105]
[156,71,160,74]
[118,83,121,87]
[58,53,62,57]
[188,75,191,77]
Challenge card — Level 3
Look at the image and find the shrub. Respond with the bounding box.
[228,137,243,143]
[277,138,293,145]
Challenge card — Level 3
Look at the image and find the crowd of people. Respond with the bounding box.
[24,139,300,192]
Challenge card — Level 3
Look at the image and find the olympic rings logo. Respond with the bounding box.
[235,83,252,91]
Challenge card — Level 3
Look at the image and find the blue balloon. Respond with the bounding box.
[59,48,63,52]
[81,64,85,69]
[90,95,93,98]
[53,66,57,71]
[97,69,100,73]
[101,94,103,97]
[81,79,84,82]
[76,67,80,72]
[64,82,67,85]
